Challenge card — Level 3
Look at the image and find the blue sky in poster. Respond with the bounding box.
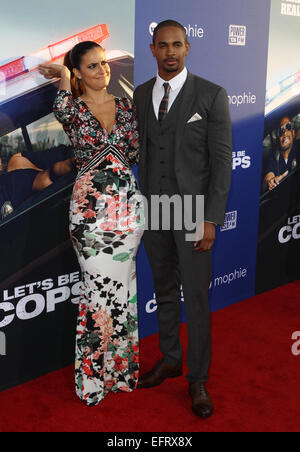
[0,0,135,65]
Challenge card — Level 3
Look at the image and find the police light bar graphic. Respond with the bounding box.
[265,69,300,115]
[0,24,109,82]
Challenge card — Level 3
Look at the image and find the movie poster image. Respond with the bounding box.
[0,1,134,224]
[0,0,135,391]
[256,0,300,293]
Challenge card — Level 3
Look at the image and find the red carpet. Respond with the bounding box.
[0,281,300,432]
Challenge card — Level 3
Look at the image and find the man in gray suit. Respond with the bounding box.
[133,20,232,418]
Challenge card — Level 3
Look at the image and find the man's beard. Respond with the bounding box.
[164,66,179,73]
[163,64,180,73]
[162,59,180,73]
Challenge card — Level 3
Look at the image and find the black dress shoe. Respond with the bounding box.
[188,382,214,418]
[137,358,182,388]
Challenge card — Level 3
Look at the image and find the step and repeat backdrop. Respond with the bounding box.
[1,0,300,391]
[134,0,271,337]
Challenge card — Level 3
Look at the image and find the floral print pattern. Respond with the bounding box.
[53,90,144,406]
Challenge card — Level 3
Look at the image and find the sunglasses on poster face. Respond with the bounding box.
[278,122,292,137]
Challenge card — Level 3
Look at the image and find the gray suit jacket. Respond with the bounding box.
[133,71,232,226]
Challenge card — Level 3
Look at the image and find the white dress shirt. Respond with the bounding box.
[152,67,188,119]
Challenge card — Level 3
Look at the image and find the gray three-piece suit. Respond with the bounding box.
[133,71,232,382]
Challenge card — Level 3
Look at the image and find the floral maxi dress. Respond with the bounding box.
[53,90,144,406]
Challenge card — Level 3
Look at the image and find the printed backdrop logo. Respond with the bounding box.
[149,22,158,36]
[229,25,247,46]
[0,272,82,328]
[220,211,238,232]
[278,214,300,244]
[148,22,204,39]
[281,1,300,17]
[209,267,248,289]
[228,92,257,107]
[232,150,251,170]
[146,287,184,314]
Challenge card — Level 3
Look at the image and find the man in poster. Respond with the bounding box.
[264,116,300,191]
[134,20,232,418]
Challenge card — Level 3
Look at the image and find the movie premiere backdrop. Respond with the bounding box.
[134,0,271,337]
[1,0,298,392]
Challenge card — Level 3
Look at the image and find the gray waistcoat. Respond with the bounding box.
[146,89,184,196]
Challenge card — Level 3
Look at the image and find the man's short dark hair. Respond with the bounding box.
[152,20,188,45]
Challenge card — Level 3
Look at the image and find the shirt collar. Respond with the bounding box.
[156,67,188,91]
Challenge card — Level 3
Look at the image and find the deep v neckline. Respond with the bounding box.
[78,96,118,136]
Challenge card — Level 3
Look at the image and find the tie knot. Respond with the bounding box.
[163,82,170,94]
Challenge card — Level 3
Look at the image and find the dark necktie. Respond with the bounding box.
[158,82,171,125]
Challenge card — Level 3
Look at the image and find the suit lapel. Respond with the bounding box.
[139,78,155,168]
[175,72,195,153]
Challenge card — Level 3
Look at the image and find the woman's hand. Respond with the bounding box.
[38,63,70,80]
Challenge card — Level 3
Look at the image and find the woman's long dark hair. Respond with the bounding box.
[64,41,104,98]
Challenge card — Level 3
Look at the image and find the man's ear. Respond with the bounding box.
[150,43,156,58]
[185,42,191,56]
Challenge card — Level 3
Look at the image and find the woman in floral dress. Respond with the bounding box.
[39,41,144,406]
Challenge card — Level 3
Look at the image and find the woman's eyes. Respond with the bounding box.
[88,61,108,69]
